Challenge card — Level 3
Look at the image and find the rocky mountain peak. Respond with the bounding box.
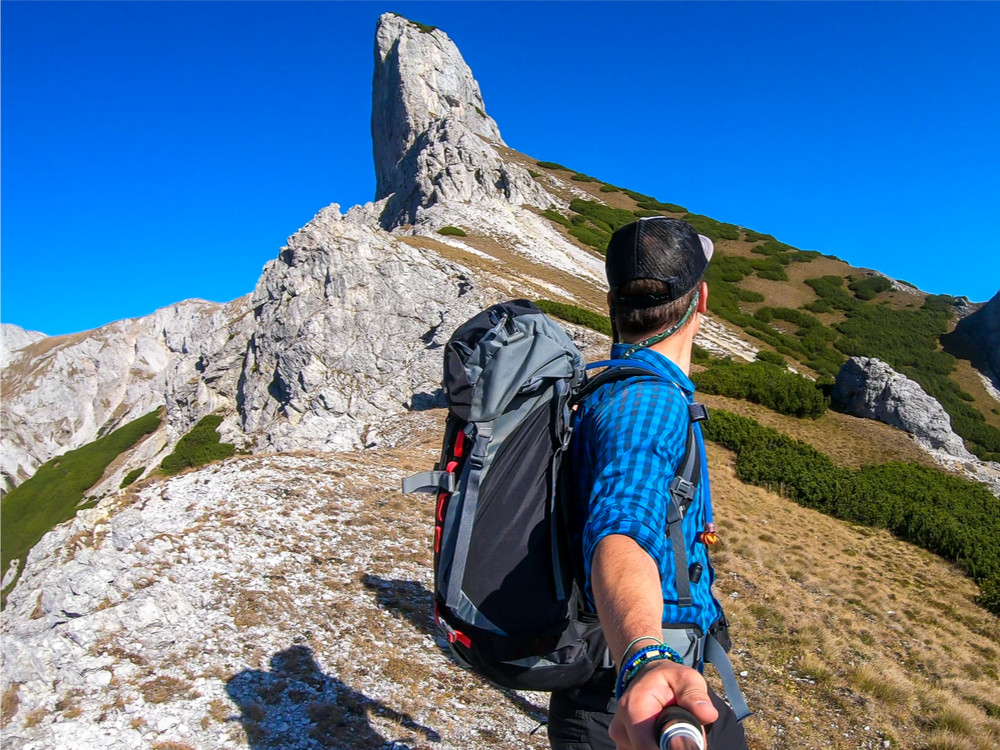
[371,12,555,228]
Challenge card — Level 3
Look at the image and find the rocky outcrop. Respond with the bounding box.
[0,325,46,369]
[945,290,1000,383]
[832,356,972,459]
[236,204,491,452]
[0,299,253,494]
[372,13,554,229]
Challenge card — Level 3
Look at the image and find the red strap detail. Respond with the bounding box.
[434,526,442,553]
[436,492,447,522]
[454,630,472,648]
[445,460,459,474]
[454,430,466,458]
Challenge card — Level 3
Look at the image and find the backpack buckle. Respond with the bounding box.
[669,476,696,505]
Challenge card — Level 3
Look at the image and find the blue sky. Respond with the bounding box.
[2,2,998,336]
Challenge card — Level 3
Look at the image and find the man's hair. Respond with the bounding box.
[613,280,700,341]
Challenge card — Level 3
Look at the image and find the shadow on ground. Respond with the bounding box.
[361,574,549,725]
[226,645,440,749]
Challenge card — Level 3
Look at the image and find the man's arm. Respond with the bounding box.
[592,534,718,750]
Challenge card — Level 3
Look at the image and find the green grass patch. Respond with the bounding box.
[437,226,467,237]
[535,299,612,336]
[120,467,145,489]
[694,359,827,418]
[599,184,621,193]
[571,173,598,182]
[474,106,486,118]
[703,409,1000,614]
[160,415,235,476]
[1,409,162,606]
[536,161,569,171]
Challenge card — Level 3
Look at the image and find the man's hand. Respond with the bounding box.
[609,660,717,750]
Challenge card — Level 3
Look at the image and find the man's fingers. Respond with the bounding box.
[675,682,719,727]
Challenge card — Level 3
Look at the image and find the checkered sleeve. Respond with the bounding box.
[581,379,689,577]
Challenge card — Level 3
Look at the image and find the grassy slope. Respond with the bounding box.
[1,409,162,604]
[708,441,1000,750]
[525,158,1000,460]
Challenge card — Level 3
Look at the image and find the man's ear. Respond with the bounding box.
[698,282,709,313]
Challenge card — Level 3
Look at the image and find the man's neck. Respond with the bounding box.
[621,321,697,376]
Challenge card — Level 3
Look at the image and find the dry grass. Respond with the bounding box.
[139,675,199,704]
[1,684,20,728]
[706,441,1000,749]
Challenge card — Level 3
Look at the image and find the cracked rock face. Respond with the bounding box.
[832,356,972,459]
[0,299,253,494]
[372,12,555,228]
[236,204,489,453]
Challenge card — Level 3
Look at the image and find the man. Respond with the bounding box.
[548,218,749,750]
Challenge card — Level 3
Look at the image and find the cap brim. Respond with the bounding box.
[699,234,714,264]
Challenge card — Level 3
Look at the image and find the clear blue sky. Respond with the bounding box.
[2,2,998,336]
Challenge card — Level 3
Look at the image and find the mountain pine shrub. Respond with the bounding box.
[693,359,827,418]
[599,184,621,193]
[120,467,145,488]
[437,226,467,237]
[160,415,235,476]
[571,173,597,182]
[534,300,612,336]
[536,161,569,171]
[848,275,893,300]
[755,349,786,366]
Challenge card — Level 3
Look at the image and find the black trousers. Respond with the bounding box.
[548,686,748,750]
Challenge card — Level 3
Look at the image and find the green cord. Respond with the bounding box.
[622,291,699,358]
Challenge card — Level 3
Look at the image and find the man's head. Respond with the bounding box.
[605,217,713,343]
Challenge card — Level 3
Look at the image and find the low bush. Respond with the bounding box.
[568,199,636,232]
[571,173,598,182]
[569,225,611,253]
[527,169,540,179]
[599,184,621,193]
[120,467,145,488]
[636,199,687,213]
[1,410,162,605]
[622,189,656,203]
[160,415,235,476]
[848,275,893,300]
[682,214,741,241]
[693,359,827,418]
[437,226,467,237]
[535,299,612,336]
[542,209,571,227]
[536,161,569,171]
[702,409,1000,614]
[755,349,786,366]
[692,343,713,365]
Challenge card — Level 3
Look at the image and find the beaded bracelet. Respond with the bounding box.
[618,635,663,670]
[615,644,684,700]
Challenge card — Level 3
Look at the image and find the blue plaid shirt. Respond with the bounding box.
[572,344,723,635]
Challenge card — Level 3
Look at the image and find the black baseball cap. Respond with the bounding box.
[606,217,714,310]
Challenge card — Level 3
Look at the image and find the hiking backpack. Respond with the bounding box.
[402,299,723,694]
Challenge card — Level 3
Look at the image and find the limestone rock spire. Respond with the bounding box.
[371,12,554,228]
